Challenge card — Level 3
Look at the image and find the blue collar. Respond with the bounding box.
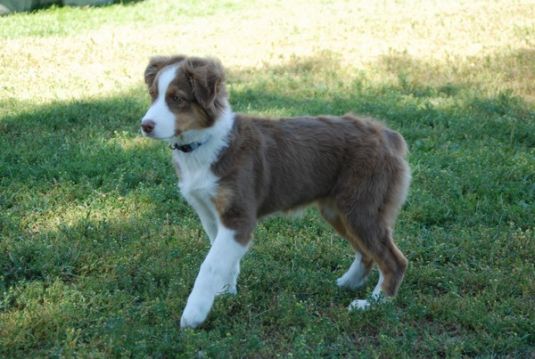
[169,136,210,153]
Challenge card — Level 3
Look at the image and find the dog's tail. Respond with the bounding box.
[383,128,408,157]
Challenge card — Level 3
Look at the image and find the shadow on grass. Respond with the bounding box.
[0,90,154,190]
[1,49,534,286]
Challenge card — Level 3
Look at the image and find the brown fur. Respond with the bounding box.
[144,56,411,299]
[211,114,410,296]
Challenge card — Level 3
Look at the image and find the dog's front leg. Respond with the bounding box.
[180,226,248,329]
[184,193,218,244]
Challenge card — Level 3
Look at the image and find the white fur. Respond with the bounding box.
[180,226,248,328]
[164,105,241,329]
[141,59,235,245]
[336,252,370,290]
[172,105,234,181]
[139,61,241,328]
[348,270,385,310]
[141,64,180,139]
[173,106,234,243]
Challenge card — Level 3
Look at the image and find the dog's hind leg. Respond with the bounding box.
[336,251,373,290]
[336,152,410,310]
[340,210,408,310]
[319,201,373,290]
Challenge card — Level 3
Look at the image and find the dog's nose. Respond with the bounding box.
[141,120,155,134]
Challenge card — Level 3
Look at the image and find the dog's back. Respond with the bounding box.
[213,114,409,219]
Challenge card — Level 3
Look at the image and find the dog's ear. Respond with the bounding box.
[144,55,186,87]
[182,57,226,113]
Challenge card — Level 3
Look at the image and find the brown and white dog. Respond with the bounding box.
[140,56,411,328]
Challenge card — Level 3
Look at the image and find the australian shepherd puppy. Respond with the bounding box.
[140,56,411,328]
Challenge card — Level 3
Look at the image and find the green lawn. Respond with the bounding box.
[1,0,534,357]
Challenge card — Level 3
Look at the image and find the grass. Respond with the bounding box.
[0,0,534,356]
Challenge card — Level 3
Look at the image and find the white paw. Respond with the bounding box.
[180,307,207,329]
[336,273,368,290]
[348,299,371,311]
[180,298,212,329]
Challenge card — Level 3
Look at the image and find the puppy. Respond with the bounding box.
[140,56,411,328]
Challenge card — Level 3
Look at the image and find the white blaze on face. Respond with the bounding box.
[141,64,179,139]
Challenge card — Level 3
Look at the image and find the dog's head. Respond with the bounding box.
[140,56,228,139]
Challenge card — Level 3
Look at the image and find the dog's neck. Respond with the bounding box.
[171,104,235,175]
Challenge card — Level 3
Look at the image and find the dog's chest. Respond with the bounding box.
[179,168,218,200]
[172,153,220,211]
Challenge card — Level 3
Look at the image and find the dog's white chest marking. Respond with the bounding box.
[175,161,220,243]
[171,108,235,243]
[178,163,218,199]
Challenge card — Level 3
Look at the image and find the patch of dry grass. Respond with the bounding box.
[1,0,533,105]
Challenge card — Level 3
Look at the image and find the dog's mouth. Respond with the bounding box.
[140,131,175,142]
[139,127,182,140]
